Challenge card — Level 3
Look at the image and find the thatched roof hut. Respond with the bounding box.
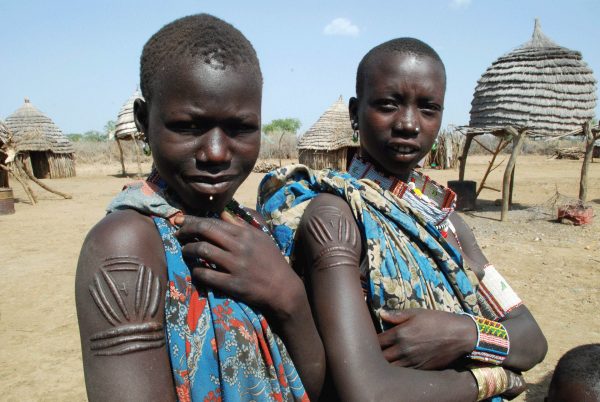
[0,121,10,187]
[298,96,358,171]
[5,98,75,179]
[112,89,145,176]
[469,19,597,137]
[114,89,143,141]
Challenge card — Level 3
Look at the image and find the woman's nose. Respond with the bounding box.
[393,108,420,135]
[195,128,232,164]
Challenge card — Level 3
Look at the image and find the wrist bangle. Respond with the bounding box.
[470,367,509,401]
[463,314,509,365]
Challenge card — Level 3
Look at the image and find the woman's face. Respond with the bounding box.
[350,53,445,179]
[136,62,261,215]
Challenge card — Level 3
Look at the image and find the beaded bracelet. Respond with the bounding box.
[464,314,510,365]
[470,366,509,401]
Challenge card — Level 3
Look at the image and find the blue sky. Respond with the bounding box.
[1,0,598,134]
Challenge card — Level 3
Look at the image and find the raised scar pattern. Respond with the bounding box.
[307,207,360,272]
[88,257,163,356]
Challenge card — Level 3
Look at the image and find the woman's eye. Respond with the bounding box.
[168,122,202,132]
[419,103,441,116]
[375,101,397,112]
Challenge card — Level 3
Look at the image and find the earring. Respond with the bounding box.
[351,121,359,143]
[141,133,151,156]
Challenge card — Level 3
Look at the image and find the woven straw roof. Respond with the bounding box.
[0,120,9,145]
[470,19,597,137]
[5,98,74,154]
[298,96,357,150]
[114,89,144,140]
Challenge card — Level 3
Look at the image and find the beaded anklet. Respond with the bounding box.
[464,314,510,365]
[470,366,509,401]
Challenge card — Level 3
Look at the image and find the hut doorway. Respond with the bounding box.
[0,154,7,187]
[30,151,50,179]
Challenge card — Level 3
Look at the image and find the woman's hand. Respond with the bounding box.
[174,212,305,321]
[378,309,477,370]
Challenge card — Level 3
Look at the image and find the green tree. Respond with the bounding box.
[104,120,117,139]
[83,130,106,142]
[66,133,83,142]
[263,118,301,166]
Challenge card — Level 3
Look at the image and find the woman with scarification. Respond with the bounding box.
[76,14,323,402]
[258,38,547,401]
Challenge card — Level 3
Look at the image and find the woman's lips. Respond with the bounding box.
[388,143,420,161]
[184,174,236,195]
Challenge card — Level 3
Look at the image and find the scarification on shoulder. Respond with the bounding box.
[305,205,360,272]
[88,257,164,356]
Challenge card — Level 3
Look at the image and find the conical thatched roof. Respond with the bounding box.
[470,19,597,136]
[5,98,74,153]
[298,96,357,150]
[114,89,144,140]
[0,120,9,145]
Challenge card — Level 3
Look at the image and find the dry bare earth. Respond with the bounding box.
[0,156,598,401]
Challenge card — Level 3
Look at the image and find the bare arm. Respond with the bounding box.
[297,194,478,402]
[449,212,547,371]
[378,213,546,372]
[75,210,176,402]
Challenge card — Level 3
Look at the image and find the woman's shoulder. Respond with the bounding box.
[84,209,160,250]
[77,210,167,281]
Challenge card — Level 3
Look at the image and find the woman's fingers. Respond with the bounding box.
[176,216,239,249]
[181,241,236,271]
[192,267,242,298]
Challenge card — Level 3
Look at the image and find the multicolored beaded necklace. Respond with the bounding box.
[347,155,456,237]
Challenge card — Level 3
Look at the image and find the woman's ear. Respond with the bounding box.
[133,98,149,135]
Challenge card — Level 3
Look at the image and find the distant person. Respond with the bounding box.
[546,344,600,402]
[258,38,547,401]
[76,14,323,401]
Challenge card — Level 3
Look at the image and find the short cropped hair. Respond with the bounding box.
[356,38,446,97]
[549,344,600,398]
[140,14,262,102]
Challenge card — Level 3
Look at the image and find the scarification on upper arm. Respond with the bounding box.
[305,205,360,272]
[88,257,164,356]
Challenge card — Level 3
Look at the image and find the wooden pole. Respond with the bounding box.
[116,138,126,176]
[501,127,526,221]
[1,163,37,204]
[476,138,510,197]
[459,132,474,181]
[578,121,594,202]
[18,161,72,199]
[509,163,516,206]
[130,133,143,178]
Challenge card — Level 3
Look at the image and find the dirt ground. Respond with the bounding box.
[0,155,598,401]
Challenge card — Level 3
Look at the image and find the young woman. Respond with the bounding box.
[258,38,547,401]
[76,14,323,402]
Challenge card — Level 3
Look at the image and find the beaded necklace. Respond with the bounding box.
[347,155,456,236]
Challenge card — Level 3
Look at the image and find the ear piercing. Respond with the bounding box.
[209,195,214,201]
[351,120,359,142]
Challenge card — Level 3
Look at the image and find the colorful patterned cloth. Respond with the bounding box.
[257,164,481,330]
[107,171,308,402]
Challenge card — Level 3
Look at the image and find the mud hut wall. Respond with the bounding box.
[299,148,350,171]
[48,153,76,178]
[16,152,76,179]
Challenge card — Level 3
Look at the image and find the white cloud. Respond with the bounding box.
[450,0,472,8]
[323,18,359,37]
